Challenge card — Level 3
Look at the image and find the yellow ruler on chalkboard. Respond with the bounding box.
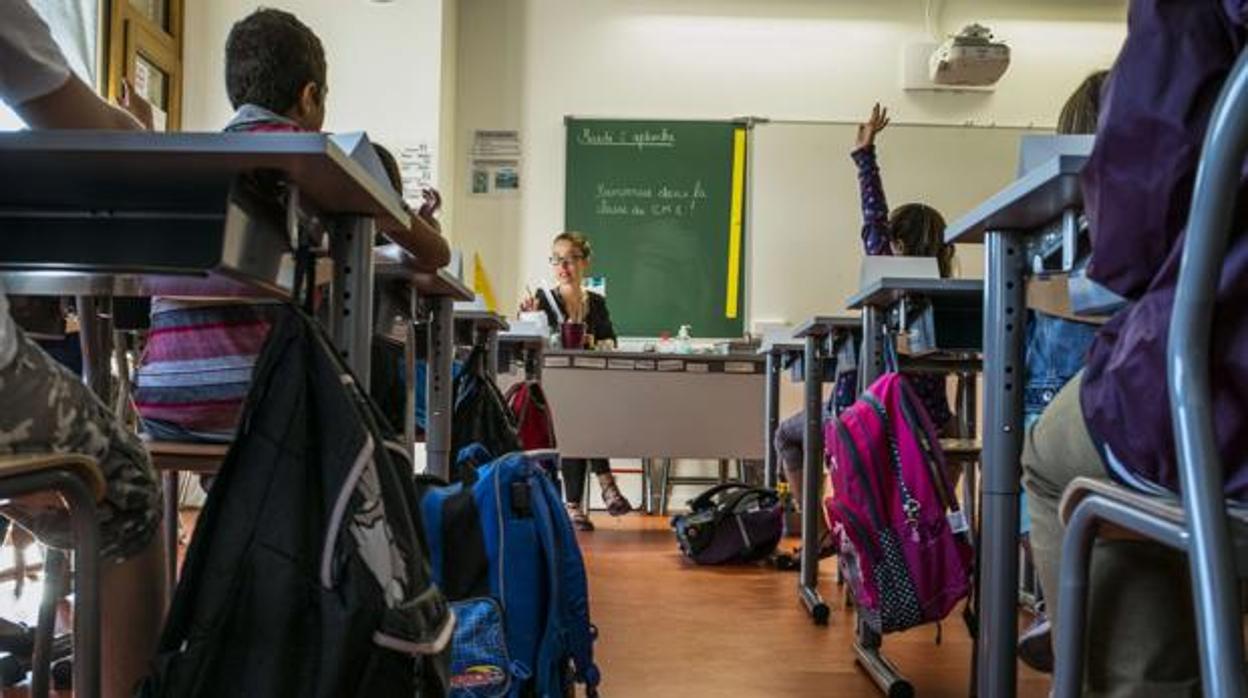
[725,128,746,319]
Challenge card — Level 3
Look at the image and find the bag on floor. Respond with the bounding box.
[670,483,784,565]
[139,308,453,698]
[824,372,972,635]
[505,381,557,451]
[417,450,602,698]
[451,347,521,480]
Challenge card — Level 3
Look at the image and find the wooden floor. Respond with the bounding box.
[581,514,1053,698]
[0,513,1053,697]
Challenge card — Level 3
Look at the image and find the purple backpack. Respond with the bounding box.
[824,372,972,634]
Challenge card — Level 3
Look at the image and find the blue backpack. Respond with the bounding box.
[418,449,601,698]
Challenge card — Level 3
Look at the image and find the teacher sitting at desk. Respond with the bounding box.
[521,232,633,529]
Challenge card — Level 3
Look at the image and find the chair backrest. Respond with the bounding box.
[1166,47,1248,697]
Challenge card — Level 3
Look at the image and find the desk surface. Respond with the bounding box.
[847,278,984,310]
[794,315,859,338]
[945,153,1089,245]
[0,130,409,230]
[499,331,547,346]
[758,338,804,355]
[454,310,510,332]
[373,246,473,300]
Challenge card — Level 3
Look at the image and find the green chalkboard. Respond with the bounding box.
[565,119,746,338]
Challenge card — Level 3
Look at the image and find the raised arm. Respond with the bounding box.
[851,103,892,256]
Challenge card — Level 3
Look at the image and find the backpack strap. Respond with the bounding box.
[530,462,601,694]
[687,482,753,512]
[895,381,960,513]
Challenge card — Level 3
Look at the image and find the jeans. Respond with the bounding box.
[1020,311,1098,534]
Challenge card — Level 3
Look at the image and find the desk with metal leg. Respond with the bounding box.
[846,277,984,698]
[454,309,510,381]
[757,336,803,490]
[376,256,474,479]
[499,331,547,381]
[945,152,1089,697]
[792,316,859,625]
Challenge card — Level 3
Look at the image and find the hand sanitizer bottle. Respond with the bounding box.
[676,324,693,354]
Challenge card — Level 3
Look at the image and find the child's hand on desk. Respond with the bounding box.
[855,102,890,150]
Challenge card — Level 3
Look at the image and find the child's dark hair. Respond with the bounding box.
[889,203,953,278]
[1057,70,1109,135]
[225,8,326,113]
[372,144,403,195]
[554,231,592,260]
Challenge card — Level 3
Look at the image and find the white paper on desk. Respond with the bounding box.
[657,359,684,372]
[724,361,755,374]
[545,356,572,368]
[608,358,636,370]
[685,362,710,374]
[635,360,656,371]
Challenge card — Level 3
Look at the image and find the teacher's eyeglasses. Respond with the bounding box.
[549,254,584,267]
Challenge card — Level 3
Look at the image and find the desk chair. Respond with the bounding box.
[144,442,228,601]
[1052,49,1248,697]
[0,453,105,698]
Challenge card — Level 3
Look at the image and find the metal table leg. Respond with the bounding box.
[799,334,830,625]
[330,216,376,387]
[524,344,543,382]
[483,327,501,381]
[76,296,114,400]
[860,305,883,391]
[404,287,419,458]
[425,296,455,479]
[976,230,1026,698]
[764,350,781,489]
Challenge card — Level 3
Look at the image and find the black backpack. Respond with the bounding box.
[139,308,453,698]
[450,347,521,480]
[671,483,784,565]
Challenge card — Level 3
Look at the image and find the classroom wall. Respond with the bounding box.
[181,0,446,191]
[452,0,1127,328]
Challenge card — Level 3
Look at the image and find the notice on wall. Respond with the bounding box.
[397,142,436,210]
[470,129,521,196]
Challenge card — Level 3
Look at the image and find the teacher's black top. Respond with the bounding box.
[536,289,617,345]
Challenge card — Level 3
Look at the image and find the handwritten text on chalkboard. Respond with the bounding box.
[576,127,677,150]
[594,180,708,218]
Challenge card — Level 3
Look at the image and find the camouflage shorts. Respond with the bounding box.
[0,329,160,561]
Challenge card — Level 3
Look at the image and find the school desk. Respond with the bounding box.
[498,331,546,381]
[454,308,510,380]
[375,252,474,477]
[792,315,860,626]
[845,277,983,697]
[0,130,442,391]
[945,151,1088,698]
[539,350,765,461]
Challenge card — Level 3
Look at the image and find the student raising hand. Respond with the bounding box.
[855,102,890,150]
[418,187,442,231]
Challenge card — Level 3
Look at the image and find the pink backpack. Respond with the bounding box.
[824,372,972,634]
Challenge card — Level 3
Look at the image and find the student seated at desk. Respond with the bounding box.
[520,232,633,529]
[133,8,325,443]
[1,3,164,695]
[774,105,956,504]
[1023,1,1248,692]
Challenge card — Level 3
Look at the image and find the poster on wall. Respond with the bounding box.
[469,129,521,196]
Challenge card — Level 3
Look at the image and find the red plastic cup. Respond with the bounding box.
[560,322,587,349]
